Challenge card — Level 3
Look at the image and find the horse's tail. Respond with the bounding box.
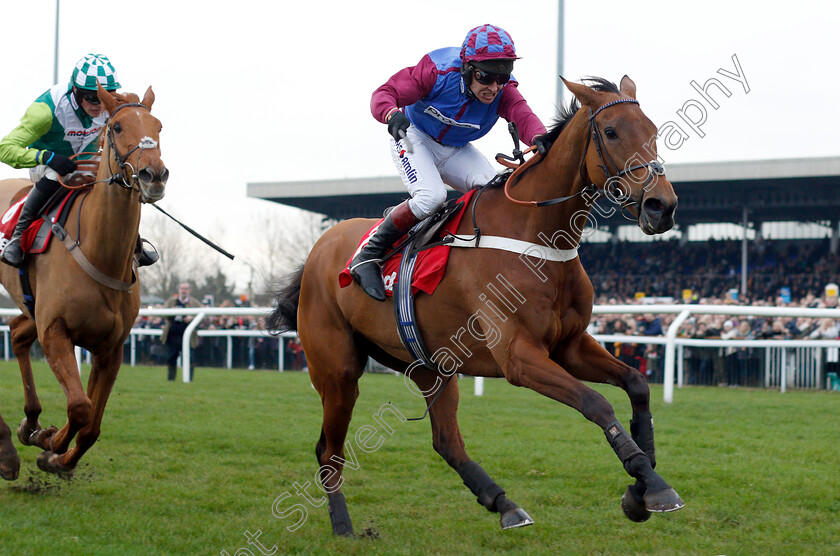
[266,264,305,333]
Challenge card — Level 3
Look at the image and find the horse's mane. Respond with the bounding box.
[543,77,620,144]
[485,77,619,190]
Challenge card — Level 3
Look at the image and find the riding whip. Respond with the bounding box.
[149,203,235,260]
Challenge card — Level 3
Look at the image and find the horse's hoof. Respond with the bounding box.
[500,506,534,530]
[28,425,58,449]
[17,418,41,446]
[0,453,20,481]
[644,486,684,513]
[621,484,651,522]
[36,451,74,477]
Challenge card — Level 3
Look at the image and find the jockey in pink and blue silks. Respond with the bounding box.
[351,24,548,301]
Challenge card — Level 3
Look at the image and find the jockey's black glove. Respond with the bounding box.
[387,111,411,142]
[532,135,552,156]
[45,152,77,175]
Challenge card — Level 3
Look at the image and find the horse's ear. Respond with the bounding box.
[97,83,118,114]
[561,76,599,108]
[141,87,155,111]
[619,75,637,99]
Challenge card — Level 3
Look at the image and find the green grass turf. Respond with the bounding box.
[0,361,838,555]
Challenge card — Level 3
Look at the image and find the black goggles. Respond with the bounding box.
[473,68,511,86]
[78,89,101,105]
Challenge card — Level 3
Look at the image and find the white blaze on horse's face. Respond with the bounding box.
[135,133,169,203]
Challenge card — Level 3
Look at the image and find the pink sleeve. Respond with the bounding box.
[498,82,547,145]
[371,54,439,123]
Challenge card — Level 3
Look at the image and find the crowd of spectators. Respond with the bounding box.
[583,236,840,301]
[575,237,839,388]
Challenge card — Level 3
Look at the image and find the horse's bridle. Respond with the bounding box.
[504,98,665,217]
[59,102,160,197]
[105,102,160,195]
[583,99,665,219]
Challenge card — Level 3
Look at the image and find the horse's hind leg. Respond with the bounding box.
[0,413,20,480]
[408,368,533,530]
[309,340,365,537]
[555,333,672,521]
[8,315,57,448]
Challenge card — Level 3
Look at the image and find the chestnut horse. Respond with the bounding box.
[267,76,682,535]
[0,85,167,479]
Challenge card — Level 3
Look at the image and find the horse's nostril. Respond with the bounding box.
[643,197,665,217]
[160,168,170,184]
[138,168,153,183]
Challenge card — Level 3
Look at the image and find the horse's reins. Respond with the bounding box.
[503,98,665,217]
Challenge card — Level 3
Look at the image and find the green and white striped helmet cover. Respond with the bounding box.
[71,54,121,91]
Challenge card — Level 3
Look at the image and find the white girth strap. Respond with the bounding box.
[446,235,579,262]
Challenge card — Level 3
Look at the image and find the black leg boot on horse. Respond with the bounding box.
[605,420,683,514]
[349,201,419,301]
[1,177,62,268]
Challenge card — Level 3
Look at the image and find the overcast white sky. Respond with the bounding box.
[1,1,838,290]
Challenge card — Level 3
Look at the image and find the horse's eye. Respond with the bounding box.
[604,128,618,139]
[113,123,122,133]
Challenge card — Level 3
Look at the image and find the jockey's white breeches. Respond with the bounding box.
[29,165,59,183]
[389,127,496,219]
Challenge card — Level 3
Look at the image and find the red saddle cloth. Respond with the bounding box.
[338,189,476,297]
[0,193,74,255]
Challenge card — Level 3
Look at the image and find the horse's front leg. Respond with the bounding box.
[35,319,91,475]
[554,333,655,462]
[408,368,533,530]
[506,336,683,516]
[42,345,123,472]
[553,332,662,520]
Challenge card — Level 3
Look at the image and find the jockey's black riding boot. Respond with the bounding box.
[135,236,159,267]
[350,201,420,301]
[1,177,61,268]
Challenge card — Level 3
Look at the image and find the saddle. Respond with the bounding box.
[0,189,83,256]
[0,188,87,320]
[339,189,477,297]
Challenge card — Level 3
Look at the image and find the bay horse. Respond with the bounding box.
[267,76,682,535]
[0,85,167,479]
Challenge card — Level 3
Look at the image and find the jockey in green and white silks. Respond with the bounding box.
[0,53,118,182]
[0,53,155,268]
